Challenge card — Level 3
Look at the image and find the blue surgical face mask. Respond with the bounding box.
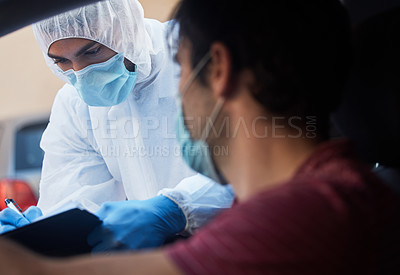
[175,52,227,184]
[59,52,137,107]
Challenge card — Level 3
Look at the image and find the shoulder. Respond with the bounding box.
[49,83,90,125]
[225,180,347,230]
[54,83,85,109]
[166,181,368,275]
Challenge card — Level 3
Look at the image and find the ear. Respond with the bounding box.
[209,42,232,98]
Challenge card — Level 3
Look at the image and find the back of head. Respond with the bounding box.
[33,0,157,82]
[172,0,352,139]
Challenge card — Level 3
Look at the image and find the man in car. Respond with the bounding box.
[0,0,397,273]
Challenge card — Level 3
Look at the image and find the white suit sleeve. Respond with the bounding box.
[38,85,126,215]
[158,174,235,234]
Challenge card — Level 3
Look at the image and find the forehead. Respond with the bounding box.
[48,38,97,54]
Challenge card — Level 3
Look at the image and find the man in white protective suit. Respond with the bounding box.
[0,0,234,252]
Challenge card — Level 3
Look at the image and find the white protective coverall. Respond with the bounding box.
[32,0,234,233]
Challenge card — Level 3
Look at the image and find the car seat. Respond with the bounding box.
[332,5,400,274]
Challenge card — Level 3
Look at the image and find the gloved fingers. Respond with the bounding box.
[130,234,164,250]
[0,208,18,225]
[95,200,140,221]
[94,202,115,220]
[87,225,106,247]
[0,208,30,227]
[90,242,112,254]
[88,225,119,247]
[0,224,17,234]
[91,239,127,254]
[23,206,43,223]
[88,226,126,253]
[90,197,185,251]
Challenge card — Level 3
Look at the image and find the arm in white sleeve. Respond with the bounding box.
[38,85,126,215]
[158,173,235,234]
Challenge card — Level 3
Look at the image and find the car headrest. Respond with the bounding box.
[344,0,400,25]
[332,6,400,168]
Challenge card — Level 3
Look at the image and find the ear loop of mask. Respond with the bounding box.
[180,52,212,97]
[179,52,226,142]
[200,98,225,142]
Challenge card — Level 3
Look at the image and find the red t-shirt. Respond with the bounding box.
[166,140,398,275]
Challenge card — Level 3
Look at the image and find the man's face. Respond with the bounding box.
[176,39,215,140]
[47,38,117,72]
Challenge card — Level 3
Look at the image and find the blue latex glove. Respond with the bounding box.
[88,195,186,252]
[0,206,43,234]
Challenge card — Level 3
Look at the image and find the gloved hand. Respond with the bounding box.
[87,195,186,252]
[0,206,43,234]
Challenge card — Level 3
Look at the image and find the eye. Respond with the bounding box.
[53,58,68,64]
[85,46,101,56]
[173,53,180,65]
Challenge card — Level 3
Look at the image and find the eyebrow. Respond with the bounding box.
[47,41,99,59]
[74,41,99,57]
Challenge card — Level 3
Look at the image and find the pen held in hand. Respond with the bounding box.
[4,198,29,222]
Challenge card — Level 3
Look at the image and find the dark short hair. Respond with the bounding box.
[171,0,352,139]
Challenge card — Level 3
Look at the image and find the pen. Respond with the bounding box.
[5,198,27,220]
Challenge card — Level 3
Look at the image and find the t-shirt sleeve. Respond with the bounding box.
[166,181,361,275]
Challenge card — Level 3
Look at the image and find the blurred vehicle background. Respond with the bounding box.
[0,112,49,203]
[0,0,179,210]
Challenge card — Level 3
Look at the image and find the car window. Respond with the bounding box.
[15,122,47,171]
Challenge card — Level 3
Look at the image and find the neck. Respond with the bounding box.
[214,96,320,202]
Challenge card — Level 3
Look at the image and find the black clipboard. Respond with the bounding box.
[1,208,101,257]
